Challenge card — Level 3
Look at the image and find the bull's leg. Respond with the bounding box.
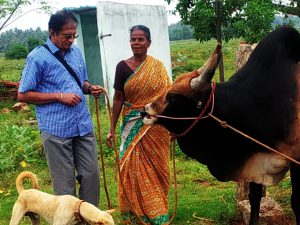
[248,182,262,225]
[291,162,300,225]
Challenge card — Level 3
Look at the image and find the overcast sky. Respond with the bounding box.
[1,0,180,33]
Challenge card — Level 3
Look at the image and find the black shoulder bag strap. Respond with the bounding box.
[43,44,82,88]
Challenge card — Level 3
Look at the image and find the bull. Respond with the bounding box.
[142,26,300,225]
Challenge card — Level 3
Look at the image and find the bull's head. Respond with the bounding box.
[143,44,221,134]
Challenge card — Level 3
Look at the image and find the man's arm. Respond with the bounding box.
[18,91,82,106]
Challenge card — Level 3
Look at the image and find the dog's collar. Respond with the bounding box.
[74,200,85,224]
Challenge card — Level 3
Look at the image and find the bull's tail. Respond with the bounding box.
[16,171,38,194]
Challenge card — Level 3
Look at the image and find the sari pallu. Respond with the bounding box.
[118,56,171,225]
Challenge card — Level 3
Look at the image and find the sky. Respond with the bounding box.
[1,0,180,33]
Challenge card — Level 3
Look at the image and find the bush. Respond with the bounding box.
[0,125,45,173]
[5,44,28,59]
[27,37,42,52]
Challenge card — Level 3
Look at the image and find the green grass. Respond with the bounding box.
[0,108,295,225]
[0,58,24,81]
[0,97,239,225]
[0,39,296,225]
[170,39,240,81]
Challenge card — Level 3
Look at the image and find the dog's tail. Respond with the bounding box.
[16,171,38,194]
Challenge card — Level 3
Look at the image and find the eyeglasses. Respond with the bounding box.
[60,33,79,40]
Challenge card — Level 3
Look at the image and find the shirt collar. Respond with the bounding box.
[46,37,74,54]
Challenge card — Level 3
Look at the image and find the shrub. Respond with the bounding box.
[0,125,45,173]
[5,44,28,60]
[27,37,42,52]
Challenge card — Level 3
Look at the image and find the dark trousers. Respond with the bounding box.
[41,131,100,206]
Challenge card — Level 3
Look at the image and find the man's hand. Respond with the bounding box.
[89,85,104,97]
[59,93,82,106]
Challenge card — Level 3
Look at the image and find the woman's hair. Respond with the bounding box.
[48,10,78,32]
[130,25,151,42]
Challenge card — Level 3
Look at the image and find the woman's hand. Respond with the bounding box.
[89,85,104,97]
[106,129,115,148]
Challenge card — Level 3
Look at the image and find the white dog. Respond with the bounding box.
[9,171,115,225]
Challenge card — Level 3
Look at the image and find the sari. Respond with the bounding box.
[118,56,171,225]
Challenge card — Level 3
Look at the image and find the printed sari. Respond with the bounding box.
[118,56,171,225]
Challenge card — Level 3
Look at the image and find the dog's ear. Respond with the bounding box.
[106,209,116,215]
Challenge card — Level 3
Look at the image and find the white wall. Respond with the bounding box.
[74,15,85,61]
[96,1,172,100]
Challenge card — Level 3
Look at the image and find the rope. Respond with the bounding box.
[208,113,300,166]
[169,139,178,224]
[145,81,300,166]
[74,200,85,223]
[173,82,216,138]
[102,89,178,225]
[95,97,112,209]
[103,90,147,225]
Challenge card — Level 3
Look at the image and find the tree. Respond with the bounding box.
[5,43,28,59]
[0,27,48,52]
[169,22,194,41]
[166,0,275,44]
[273,0,300,17]
[27,37,41,52]
[0,0,50,32]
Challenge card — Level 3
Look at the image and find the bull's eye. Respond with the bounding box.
[166,93,177,105]
[166,92,190,109]
[170,97,177,105]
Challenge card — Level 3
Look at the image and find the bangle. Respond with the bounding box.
[60,92,63,99]
[87,85,92,94]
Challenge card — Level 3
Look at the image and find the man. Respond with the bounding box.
[18,10,102,206]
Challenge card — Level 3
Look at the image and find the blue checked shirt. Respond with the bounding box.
[19,38,94,138]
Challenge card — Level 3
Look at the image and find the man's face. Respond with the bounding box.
[50,21,78,52]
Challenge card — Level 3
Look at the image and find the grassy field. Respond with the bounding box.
[0,58,24,82]
[0,39,296,225]
[170,39,239,81]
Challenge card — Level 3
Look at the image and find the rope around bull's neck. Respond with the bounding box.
[208,113,300,166]
[146,82,300,166]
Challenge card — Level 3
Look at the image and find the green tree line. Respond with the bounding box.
[0,27,48,52]
[168,22,194,41]
[166,0,300,43]
[167,15,300,42]
[0,27,48,59]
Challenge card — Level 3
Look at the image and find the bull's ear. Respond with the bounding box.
[190,43,221,91]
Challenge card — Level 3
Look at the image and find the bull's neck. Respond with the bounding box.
[213,81,241,118]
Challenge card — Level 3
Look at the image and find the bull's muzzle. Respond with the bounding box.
[140,108,147,118]
[142,104,158,125]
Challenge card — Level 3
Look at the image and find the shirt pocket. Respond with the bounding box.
[42,67,77,92]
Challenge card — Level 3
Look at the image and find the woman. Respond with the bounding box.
[107,25,171,224]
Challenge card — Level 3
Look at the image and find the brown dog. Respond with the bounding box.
[9,171,115,225]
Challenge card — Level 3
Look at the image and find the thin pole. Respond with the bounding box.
[215,0,224,82]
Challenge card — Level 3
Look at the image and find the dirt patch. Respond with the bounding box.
[0,80,19,100]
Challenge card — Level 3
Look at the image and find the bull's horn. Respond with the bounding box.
[190,43,222,90]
